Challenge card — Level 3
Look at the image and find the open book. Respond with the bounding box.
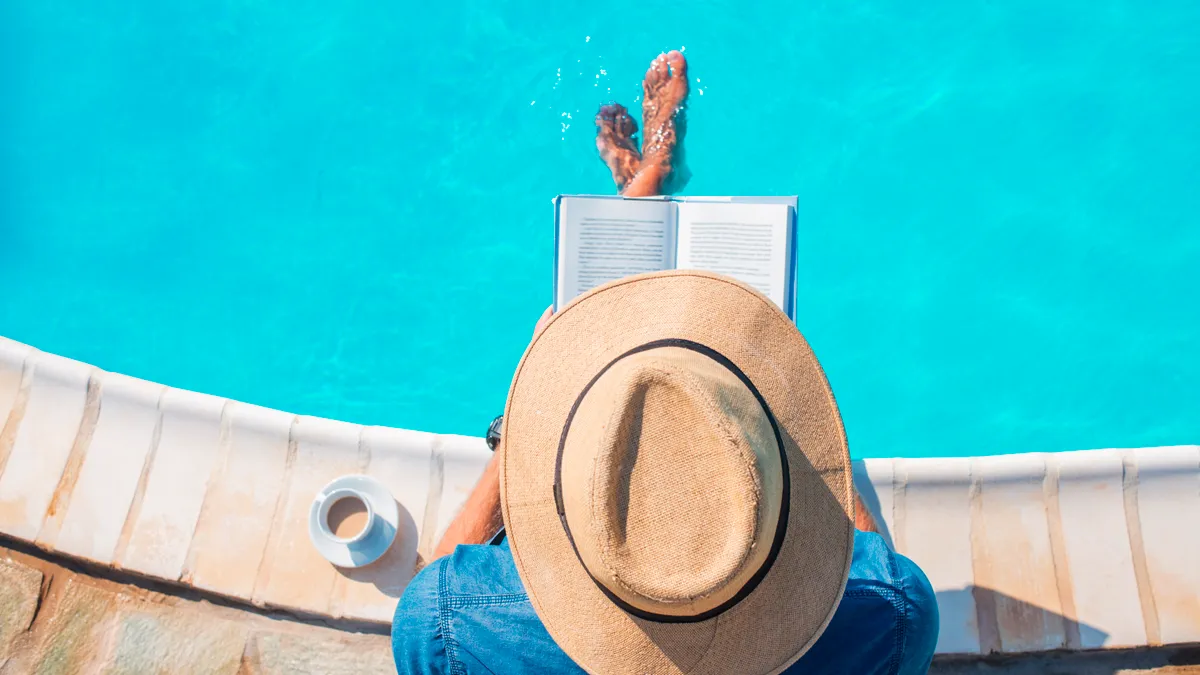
[554,195,798,319]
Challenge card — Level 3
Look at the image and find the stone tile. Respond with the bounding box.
[430,434,491,545]
[254,417,365,615]
[330,426,431,623]
[972,453,1067,654]
[1134,445,1200,646]
[52,373,164,564]
[105,602,247,675]
[1052,450,1147,648]
[0,352,94,541]
[853,458,896,548]
[0,557,43,659]
[28,577,121,674]
[898,457,979,655]
[245,631,393,675]
[0,337,32,431]
[120,388,226,581]
[189,402,294,601]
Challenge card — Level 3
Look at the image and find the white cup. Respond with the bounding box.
[316,488,376,545]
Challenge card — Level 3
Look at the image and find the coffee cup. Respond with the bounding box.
[316,487,376,545]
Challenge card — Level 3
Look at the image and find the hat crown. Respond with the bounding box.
[559,347,784,618]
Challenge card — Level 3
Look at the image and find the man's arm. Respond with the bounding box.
[433,451,503,559]
[432,307,555,560]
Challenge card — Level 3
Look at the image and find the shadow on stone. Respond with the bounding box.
[934,586,1108,656]
[334,498,420,599]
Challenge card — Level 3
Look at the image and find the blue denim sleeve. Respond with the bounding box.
[894,552,940,674]
[391,561,448,675]
[784,532,940,675]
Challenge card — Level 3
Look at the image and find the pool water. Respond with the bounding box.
[2,2,1197,459]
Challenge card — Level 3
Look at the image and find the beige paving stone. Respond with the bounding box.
[1053,449,1147,648]
[28,577,121,675]
[245,632,392,675]
[898,457,980,655]
[105,602,246,675]
[189,402,294,601]
[121,388,226,581]
[973,453,1067,654]
[0,557,43,660]
[0,352,94,541]
[254,416,365,615]
[53,373,164,564]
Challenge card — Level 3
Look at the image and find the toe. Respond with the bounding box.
[666,50,687,79]
[596,103,619,122]
[644,54,668,89]
[615,106,638,136]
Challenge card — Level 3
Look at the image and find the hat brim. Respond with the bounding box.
[500,271,854,675]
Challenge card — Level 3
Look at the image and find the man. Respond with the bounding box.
[392,52,938,674]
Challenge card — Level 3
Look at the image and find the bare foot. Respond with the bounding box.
[623,50,688,197]
[595,103,642,191]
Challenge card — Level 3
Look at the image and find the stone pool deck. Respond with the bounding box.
[1,335,1198,671]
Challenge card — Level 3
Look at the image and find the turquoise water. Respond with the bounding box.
[2,2,1197,459]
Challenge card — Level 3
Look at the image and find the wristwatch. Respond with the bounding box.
[486,415,503,452]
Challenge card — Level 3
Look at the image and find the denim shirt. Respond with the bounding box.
[392,531,939,674]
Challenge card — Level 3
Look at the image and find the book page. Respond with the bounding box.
[556,197,675,308]
[675,201,792,312]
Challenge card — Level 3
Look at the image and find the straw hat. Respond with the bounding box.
[499,270,854,675]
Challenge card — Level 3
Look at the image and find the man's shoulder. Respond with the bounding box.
[793,531,939,674]
[434,540,527,597]
[847,530,933,591]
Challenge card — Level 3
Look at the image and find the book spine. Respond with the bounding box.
[787,200,798,321]
[552,195,562,312]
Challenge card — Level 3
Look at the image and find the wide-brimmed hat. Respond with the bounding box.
[499,270,854,675]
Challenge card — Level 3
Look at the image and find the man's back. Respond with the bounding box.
[392,531,939,674]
